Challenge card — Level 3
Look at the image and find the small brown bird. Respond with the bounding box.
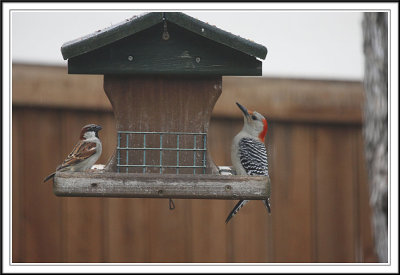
[43,124,103,183]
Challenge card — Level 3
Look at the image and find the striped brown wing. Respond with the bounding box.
[57,140,97,171]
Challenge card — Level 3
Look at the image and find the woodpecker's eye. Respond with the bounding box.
[251,115,257,120]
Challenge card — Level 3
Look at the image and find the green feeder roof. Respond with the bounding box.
[61,12,268,76]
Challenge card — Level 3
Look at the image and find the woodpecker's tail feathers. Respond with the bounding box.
[43,172,56,183]
[225,200,249,224]
[263,198,271,214]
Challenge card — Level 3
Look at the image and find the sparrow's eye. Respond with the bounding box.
[251,115,257,120]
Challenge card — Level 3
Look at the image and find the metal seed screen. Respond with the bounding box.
[117,131,207,174]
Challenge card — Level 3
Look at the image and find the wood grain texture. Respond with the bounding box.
[226,200,270,262]
[11,65,375,263]
[53,172,270,200]
[12,64,364,124]
[314,126,356,262]
[103,74,222,174]
[207,118,243,166]
[11,106,375,263]
[12,64,108,110]
[20,109,63,262]
[12,109,22,262]
[106,198,151,262]
[217,76,364,123]
[190,199,230,262]
[61,111,107,262]
[269,122,314,262]
[208,117,272,262]
[147,198,192,262]
[63,197,105,262]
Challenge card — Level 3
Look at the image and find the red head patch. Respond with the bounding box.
[259,118,268,142]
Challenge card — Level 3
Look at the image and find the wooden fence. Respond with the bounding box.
[12,64,377,263]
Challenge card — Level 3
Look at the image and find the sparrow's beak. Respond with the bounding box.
[95,125,102,131]
[236,102,250,118]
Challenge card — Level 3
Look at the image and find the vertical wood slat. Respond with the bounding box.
[103,75,222,174]
[314,125,356,262]
[12,109,22,262]
[222,119,271,263]
[208,117,272,262]
[190,200,229,262]
[197,118,241,262]
[270,122,314,262]
[19,109,64,262]
[12,65,369,263]
[228,202,271,262]
[106,197,195,263]
[12,107,375,263]
[148,199,192,262]
[12,77,373,264]
[107,198,151,262]
[61,110,113,262]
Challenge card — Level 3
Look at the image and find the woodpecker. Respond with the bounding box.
[225,102,271,224]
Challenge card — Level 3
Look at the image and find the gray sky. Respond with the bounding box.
[11,10,364,80]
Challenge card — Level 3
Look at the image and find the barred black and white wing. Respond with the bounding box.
[225,137,271,224]
[239,138,269,176]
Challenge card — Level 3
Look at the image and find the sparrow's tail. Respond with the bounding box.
[43,172,56,183]
[225,200,249,224]
[263,198,271,214]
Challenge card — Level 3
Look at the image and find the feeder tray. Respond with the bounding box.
[55,12,269,200]
[53,171,270,200]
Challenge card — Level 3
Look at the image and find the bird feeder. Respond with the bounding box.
[54,12,270,200]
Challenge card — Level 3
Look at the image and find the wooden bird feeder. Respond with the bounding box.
[54,12,270,200]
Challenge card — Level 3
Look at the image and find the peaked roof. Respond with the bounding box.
[61,12,267,61]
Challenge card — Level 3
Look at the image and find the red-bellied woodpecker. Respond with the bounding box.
[225,102,271,224]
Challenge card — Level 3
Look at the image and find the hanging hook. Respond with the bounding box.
[169,198,175,210]
[162,15,170,40]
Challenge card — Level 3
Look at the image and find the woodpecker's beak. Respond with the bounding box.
[236,102,250,118]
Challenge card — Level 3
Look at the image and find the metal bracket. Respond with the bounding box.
[162,18,170,40]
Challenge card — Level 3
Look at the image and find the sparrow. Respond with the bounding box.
[43,124,103,183]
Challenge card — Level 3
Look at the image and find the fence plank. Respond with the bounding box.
[12,65,372,263]
[218,77,364,123]
[199,118,242,262]
[226,200,270,262]
[147,198,191,262]
[225,120,273,263]
[12,64,109,110]
[190,199,230,262]
[12,64,363,124]
[270,122,314,262]
[314,125,356,262]
[19,109,64,262]
[107,198,151,262]
[12,110,23,262]
[61,111,107,262]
